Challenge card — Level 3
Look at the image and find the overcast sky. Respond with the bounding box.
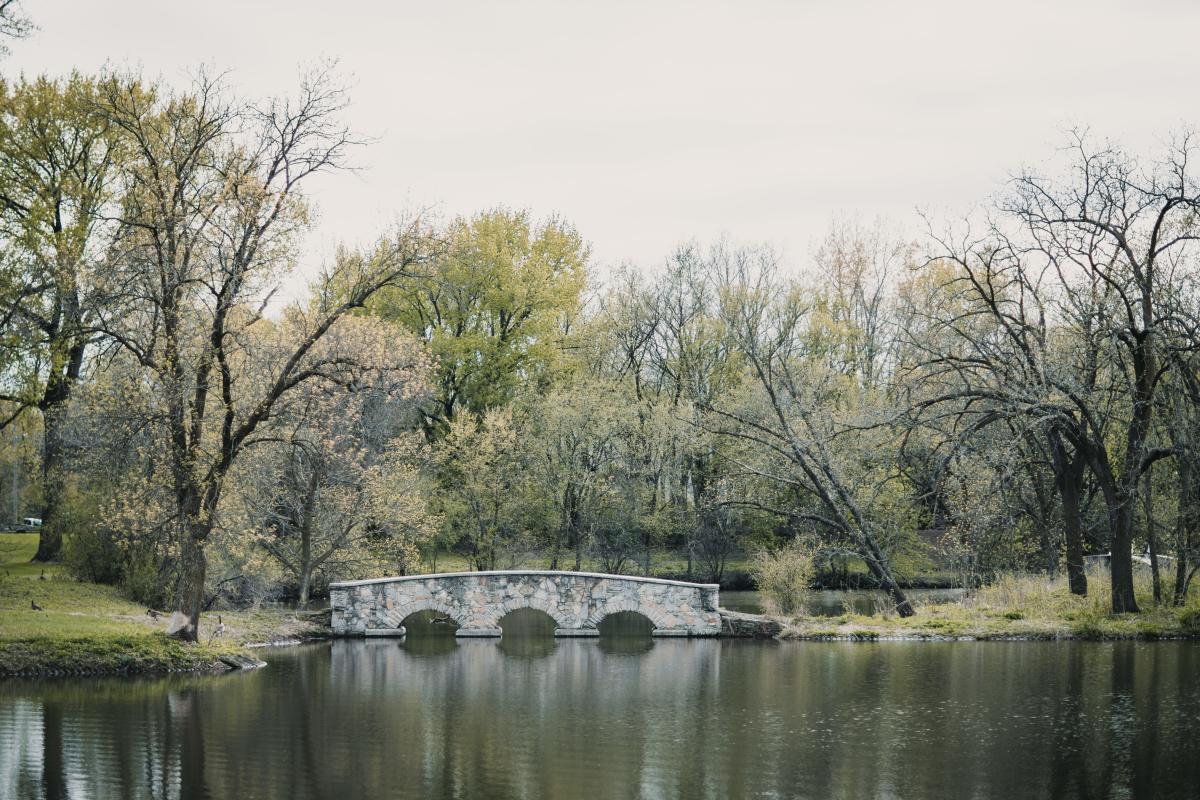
[6,0,1198,290]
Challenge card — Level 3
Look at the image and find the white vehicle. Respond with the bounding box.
[21,517,42,528]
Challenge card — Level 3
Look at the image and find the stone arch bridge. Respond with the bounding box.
[330,571,723,637]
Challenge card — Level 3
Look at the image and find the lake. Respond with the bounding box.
[2,629,1199,799]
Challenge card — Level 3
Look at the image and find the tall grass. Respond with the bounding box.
[965,570,1174,618]
[751,541,816,615]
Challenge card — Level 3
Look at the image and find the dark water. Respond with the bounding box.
[3,634,1199,799]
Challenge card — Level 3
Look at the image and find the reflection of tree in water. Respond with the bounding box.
[7,642,1200,799]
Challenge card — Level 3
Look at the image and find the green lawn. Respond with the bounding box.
[0,534,164,639]
[0,534,325,676]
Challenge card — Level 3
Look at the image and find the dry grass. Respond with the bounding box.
[780,569,1200,640]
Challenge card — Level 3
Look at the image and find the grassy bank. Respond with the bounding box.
[775,571,1200,641]
[0,534,329,677]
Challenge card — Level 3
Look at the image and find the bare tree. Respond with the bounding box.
[0,0,31,55]
[920,132,1200,612]
[708,246,916,616]
[906,237,1097,596]
[97,68,437,640]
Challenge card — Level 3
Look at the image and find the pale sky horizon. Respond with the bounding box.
[6,0,1199,294]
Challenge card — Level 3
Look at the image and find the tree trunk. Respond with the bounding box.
[1052,434,1088,597]
[1062,494,1088,597]
[859,533,914,617]
[1144,471,1161,605]
[1038,524,1056,578]
[1088,443,1139,613]
[568,491,583,571]
[1173,549,1189,606]
[175,529,208,642]
[32,404,66,562]
[1109,330,1154,614]
[1172,456,1197,605]
[1110,498,1139,613]
[298,470,317,608]
[298,570,311,609]
[33,336,86,563]
[1025,446,1058,577]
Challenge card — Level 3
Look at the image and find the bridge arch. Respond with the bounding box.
[496,607,559,636]
[596,609,656,636]
[483,596,572,631]
[396,608,462,634]
[383,600,466,631]
[586,598,670,632]
[330,570,721,638]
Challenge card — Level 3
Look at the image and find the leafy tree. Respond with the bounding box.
[236,317,434,605]
[434,408,526,571]
[368,208,587,435]
[0,73,127,560]
[525,379,623,571]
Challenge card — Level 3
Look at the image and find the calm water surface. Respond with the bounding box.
[2,632,1199,799]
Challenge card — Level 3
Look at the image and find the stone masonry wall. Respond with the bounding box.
[329,571,722,637]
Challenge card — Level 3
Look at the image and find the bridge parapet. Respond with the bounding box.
[329,570,721,637]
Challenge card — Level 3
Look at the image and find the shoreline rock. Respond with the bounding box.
[718,609,785,638]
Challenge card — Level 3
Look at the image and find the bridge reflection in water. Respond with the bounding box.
[5,640,1200,798]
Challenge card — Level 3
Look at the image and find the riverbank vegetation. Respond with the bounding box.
[3,54,1200,647]
[780,571,1200,641]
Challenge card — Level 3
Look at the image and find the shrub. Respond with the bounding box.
[751,539,816,616]
[120,546,174,610]
[63,526,125,585]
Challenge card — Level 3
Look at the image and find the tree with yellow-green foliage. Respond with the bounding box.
[367,207,588,436]
[434,408,526,571]
[0,72,130,560]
